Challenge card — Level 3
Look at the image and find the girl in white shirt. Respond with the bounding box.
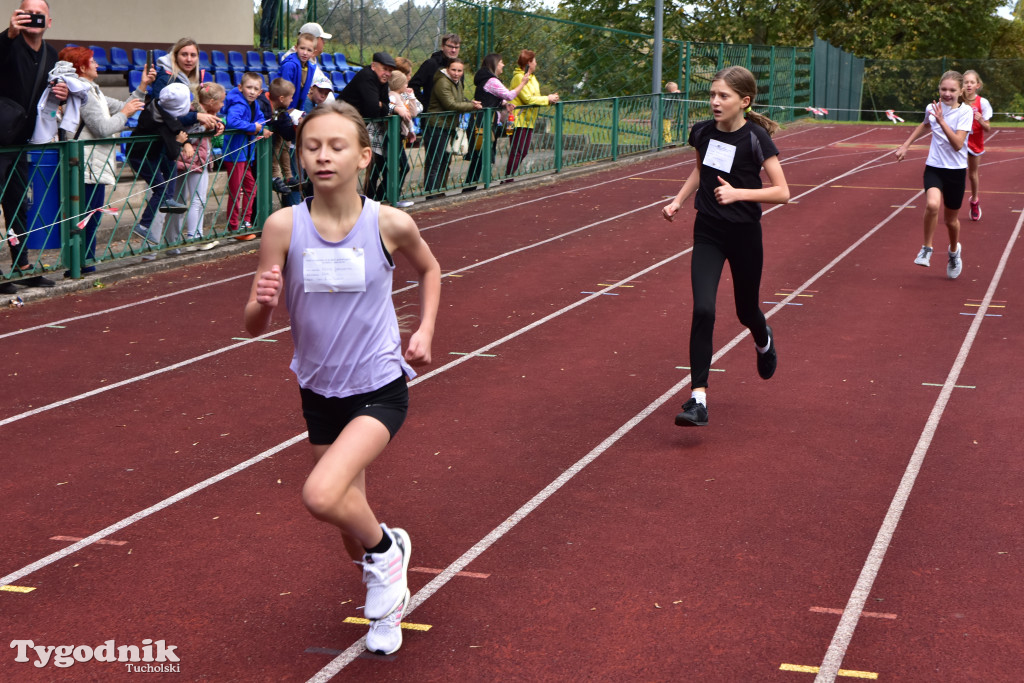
[894,70,973,280]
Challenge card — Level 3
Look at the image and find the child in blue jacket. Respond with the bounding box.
[222,71,273,239]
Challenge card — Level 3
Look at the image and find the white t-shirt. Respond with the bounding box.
[924,102,973,169]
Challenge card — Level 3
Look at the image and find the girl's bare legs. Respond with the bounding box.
[944,205,961,252]
[303,416,391,557]
[967,155,980,202]
[921,187,943,248]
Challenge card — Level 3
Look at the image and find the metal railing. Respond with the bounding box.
[1,89,790,283]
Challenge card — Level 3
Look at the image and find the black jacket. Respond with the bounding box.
[409,50,449,110]
[0,32,58,142]
[473,68,503,110]
[128,100,186,162]
[338,67,390,119]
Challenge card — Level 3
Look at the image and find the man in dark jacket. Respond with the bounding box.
[339,52,410,201]
[408,33,460,111]
[0,0,67,290]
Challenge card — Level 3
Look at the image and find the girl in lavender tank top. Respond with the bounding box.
[244,102,441,655]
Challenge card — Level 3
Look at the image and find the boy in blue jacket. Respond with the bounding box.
[279,33,317,112]
[223,71,273,240]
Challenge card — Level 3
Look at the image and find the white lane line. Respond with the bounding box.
[0,125,842,340]
[814,207,1024,683]
[306,145,920,683]
[0,272,252,340]
[0,326,288,428]
[0,433,308,588]
[0,128,889,584]
[0,161,690,339]
[0,252,687,588]
[0,200,664,429]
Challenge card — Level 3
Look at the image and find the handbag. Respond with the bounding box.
[471,126,484,152]
[0,41,49,147]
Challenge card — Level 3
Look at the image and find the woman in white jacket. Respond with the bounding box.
[58,46,155,274]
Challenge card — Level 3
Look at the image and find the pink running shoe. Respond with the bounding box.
[969,199,981,221]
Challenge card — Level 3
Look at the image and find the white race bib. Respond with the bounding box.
[703,139,736,174]
[303,247,366,293]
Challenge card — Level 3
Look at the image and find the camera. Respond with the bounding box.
[24,12,46,28]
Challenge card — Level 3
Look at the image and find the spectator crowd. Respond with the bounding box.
[0,0,561,289]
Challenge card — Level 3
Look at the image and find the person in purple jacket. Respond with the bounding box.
[244,101,440,656]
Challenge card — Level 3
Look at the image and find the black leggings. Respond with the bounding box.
[689,212,770,389]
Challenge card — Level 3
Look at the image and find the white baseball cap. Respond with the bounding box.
[298,22,332,40]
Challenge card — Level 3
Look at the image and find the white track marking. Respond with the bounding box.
[814,207,1024,683]
[0,127,871,591]
[0,201,665,428]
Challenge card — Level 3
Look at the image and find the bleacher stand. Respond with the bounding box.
[319,52,335,72]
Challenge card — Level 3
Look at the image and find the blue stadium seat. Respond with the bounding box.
[246,50,264,72]
[128,70,143,91]
[154,49,167,63]
[334,53,351,72]
[214,71,233,88]
[89,46,111,73]
[228,50,246,74]
[109,46,131,72]
[131,48,147,70]
[202,70,213,83]
[266,69,279,84]
[319,53,335,72]
[331,71,347,93]
[198,50,211,72]
[262,51,279,73]
[211,50,228,73]
[343,70,357,86]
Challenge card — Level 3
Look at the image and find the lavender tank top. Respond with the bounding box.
[285,198,415,398]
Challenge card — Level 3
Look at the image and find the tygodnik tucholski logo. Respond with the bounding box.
[10,639,180,671]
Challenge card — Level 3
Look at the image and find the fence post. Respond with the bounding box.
[683,41,691,130]
[611,97,620,161]
[768,46,776,118]
[655,93,664,151]
[62,141,83,279]
[386,115,401,205]
[255,134,272,229]
[553,101,563,171]
[482,107,494,184]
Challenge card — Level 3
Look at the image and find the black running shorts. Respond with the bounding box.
[299,375,409,445]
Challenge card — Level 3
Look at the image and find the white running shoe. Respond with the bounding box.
[197,240,219,251]
[947,243,962,279]
[360,525,411,620]
[365,588,410,655]
[396,200,414,208]
[914,246,933,267]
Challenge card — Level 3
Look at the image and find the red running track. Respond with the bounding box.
[1,122,1023,682]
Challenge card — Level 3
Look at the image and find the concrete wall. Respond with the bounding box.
[42,0,254,52]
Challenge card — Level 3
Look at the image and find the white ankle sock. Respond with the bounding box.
[691,391,706,407]
[756,334,771,354]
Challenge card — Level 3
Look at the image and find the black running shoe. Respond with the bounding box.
[675,398,708,426]
[757,325,777,380]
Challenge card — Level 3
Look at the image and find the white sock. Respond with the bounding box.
[756,334,771,355]
[949,243,960,256]
[691,391,706,407]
